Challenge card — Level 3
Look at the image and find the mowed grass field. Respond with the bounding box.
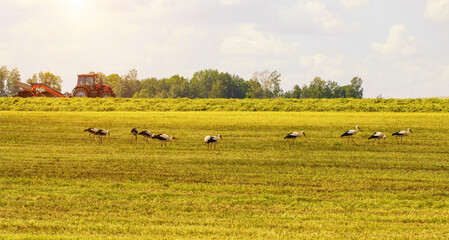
[1,111,449,239]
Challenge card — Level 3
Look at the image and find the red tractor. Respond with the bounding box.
[16,73,116,98]
[72,74,116,98]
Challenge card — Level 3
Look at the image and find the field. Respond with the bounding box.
[1,97,449,112]
[1,99,449,239]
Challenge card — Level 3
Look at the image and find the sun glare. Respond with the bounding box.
[68,0,85,9]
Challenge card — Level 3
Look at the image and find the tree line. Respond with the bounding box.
[0,66,63,96]
[1,65,363,99]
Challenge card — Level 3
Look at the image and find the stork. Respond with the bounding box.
[84,128,98,141]
[204,134,223,149]
[95,129,110,145]
[368,132,386,145]
[392,128,412,145]
[341,126,361,145]
[152,134,177,148]
[138,130,153,143]
[284,131,306,147]
[130,128,139,143]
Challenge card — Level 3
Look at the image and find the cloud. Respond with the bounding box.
[340,0,370,11]
[283,0,359,33]
[220,0,240,5]
[424,0,449,21]
[218,24,300,79]
[298,53,349,84]
[299,54,329,69]
[219,24,298,56]
[371,24,416,58]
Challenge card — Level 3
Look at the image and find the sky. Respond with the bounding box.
[1,0,448,98]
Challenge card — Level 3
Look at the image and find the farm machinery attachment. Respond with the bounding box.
[15,82,71,98]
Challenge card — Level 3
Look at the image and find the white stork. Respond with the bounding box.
[131,128,139,143]
[84,128,98,141]
[95,129,110,145]
[341,126,361,145]
[138,130,153,143]
[152,134,177,148]
[204,134,223,149]
[368,132,386,145]
[392,128,412,145]
[284,131,306,147]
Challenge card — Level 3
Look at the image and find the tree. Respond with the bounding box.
[291,84,302,98]
[229,75,248,99]
[325,80,340,98]
[252,70,282,98]
[269,71,282,98]
[348,76,363,98]
[302,77,326,98]
[26,71,63,91]
[26,74,38,84]
[134,77,158,98]
[116,69,140,98]
[39,72,63,91]
[246,79,263,98]
[190,69,220,98]
[6,68,21,96]
[210,80,226,98]
[104,73,122,89]
[0,66,8,96]
[167,75,190,98]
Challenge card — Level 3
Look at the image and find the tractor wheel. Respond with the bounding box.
[100,92,111,98]
[73,88,88,97]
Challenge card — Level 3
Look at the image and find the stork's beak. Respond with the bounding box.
[303,133,306,138]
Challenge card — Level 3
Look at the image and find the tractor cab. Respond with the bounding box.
[72,73,116,98]
[77,74,99,90]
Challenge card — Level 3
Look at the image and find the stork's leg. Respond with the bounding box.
[396,137,399,145]
[347,137,350,145]
[165,142,168,148]
[373,139,376,146]
[351,137,358,146]
[130,135,133,144]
